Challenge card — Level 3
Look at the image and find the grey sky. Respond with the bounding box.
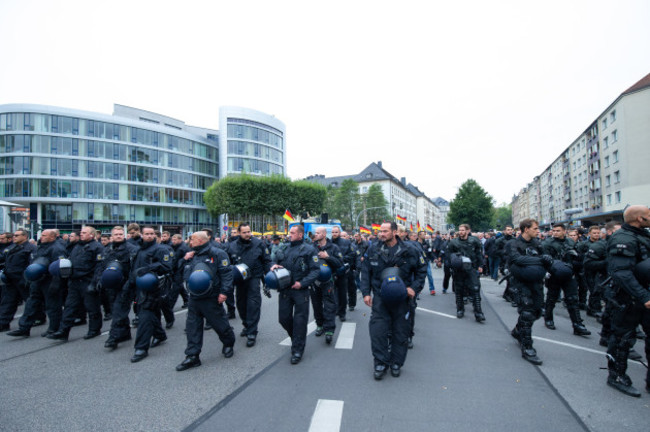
[1,0,649,205]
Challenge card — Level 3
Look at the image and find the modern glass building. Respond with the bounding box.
[0,104,286,234]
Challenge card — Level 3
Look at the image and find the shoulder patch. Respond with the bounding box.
[97,254,102,261]
[420,256,425,264]
[222,259,228,267]
[169,251,174,257]
[265,248,270,254]
[313,256,319,263]
[163,254,169,261]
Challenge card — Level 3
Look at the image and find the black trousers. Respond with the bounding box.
[513,280,544,349]
[544,277,582,324]
[347,271,357,308]
[278,288,310,354]
[309,281,337,332]
[584,272,605,313]
[109,285,133,341]
[369,294,410,367]
[607,301,650,385]
[334,273,348,318]
[60,278,102,333]
[19,279,63,333]
[235,277,262,336]
[184,295,235,356]
[442,265,452,291]
[0,279,29,326]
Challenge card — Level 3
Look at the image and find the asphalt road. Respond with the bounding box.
[1,268,648,432]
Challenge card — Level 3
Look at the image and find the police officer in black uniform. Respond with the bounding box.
[270,224,320,365]
[310,226,343,344]
[175,231,236,371]
[342,232,359,311]
[227,223,272,347]
[331,226,354,322]
[7,230,66,338]
[496,225,517,306]
[129,226,172,362]
[542,223,590,336]
[582,225,607,319]
[604,205,650,397]
[508,219,551,365]
[104,226,139,350]
[167,233,190,311]
[0,229,36,332]
[361,222,427,380]
[447,224,486,322]
[48,226,104,341]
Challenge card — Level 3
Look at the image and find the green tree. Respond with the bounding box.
[332,179,360,228]
[492,204,513,230]
[447,179,495,232]
[361,184,390,225]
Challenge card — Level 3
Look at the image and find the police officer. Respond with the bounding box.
[0,229,36,332]
[496,225,517,306]
[310,226,343,344]
[542,223,590,336]
[331,226,354,322]
[417,231,436,295]
[175,231,236,371]
[167,233,190,311]
[6,230,66,338]
[227,223,272,347]
[362,222,427,380]
[582,225,607,319]
[128,226,172,362]
[569,229,589,311]
[508,219,550,365]
[341,231,359,311]
[104,226,139,350]
[447,224,486,322]
[270,224,320,365]
[605,205,650,397]
[48,226,104,341]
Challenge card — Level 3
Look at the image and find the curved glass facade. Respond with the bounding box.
[225,116,285,176]
[0,107,220,232]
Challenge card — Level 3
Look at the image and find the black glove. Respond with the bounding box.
[263,285,272,299]
[541,255,554,269]
[86,282,98,294]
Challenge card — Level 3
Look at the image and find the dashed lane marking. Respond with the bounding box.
[308,399,344,432]
[280,320,317,346]
[416,306,457,319]
[334,322,356,349]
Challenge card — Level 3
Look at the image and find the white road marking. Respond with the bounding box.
[335,322,356,349]
[308,399,344,432]
[280,320,317,346]
[416,306,457,320]
[532,336,608,356]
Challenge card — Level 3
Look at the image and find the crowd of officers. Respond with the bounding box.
[1,209,649,396]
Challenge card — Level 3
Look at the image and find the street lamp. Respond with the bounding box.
[355,206,385,229]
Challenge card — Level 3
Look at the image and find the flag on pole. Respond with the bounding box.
[426,224,434,233]
[416,221,422,232]
[409,222,414,232]
[359,226,371,234]
[396,214,406,222]
[283,209,295,223]
[371,223,381,231]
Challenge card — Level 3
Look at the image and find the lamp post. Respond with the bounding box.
[355,206,385,230]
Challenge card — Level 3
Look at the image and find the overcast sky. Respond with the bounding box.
[1,0,649,205]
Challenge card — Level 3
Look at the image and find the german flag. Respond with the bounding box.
[283,209,295,223]
[426,224,434,233]
[416,221,422,232]
[409,222,414,232]
[396,214,406,222]
[371,223,381,231]
[359,226,371,234]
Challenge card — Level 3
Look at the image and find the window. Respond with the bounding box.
[606,175,611,187]
[603,137,608,149]
[610,110,616,122]
[611,130,618,143]
[604,156,610,168]
[613,150,618,163]
[602,118,608,129]
[614,171,620,183]
[615,191,621,203]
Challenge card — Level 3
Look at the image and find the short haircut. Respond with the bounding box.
[520,218,538,232]
[142,226,156,233]
[15,228,29,237]
[202,227,213,237]
[292,224,304,235]
[112,226,124,233]
[237,223,250,232]
[504,224,513,229]
[83,226,97,237]
[172,234,183,240]
[552,223,566,230]
[605,221,621,231]
[589,225,601,233]
[459,223,471,231]
[397,224,406,233]
[162,231,170,236]
[127,223,140,232]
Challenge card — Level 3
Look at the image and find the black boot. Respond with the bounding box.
[473,293,485,322]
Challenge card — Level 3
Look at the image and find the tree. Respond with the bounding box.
[492,204,513,230]
[361,184,390,225]
[332,179,361,228]
[447,179,495,232]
